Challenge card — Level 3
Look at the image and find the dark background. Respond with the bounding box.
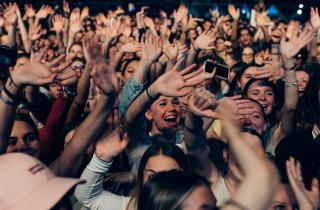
[5,0,319,22]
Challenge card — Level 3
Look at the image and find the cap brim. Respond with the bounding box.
[9,177,84,210]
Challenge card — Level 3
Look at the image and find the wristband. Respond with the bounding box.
[0,91,18,106]
[3,85,22,102]
[9,77,22,89]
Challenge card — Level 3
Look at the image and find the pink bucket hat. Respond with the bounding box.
[0,153,84,210]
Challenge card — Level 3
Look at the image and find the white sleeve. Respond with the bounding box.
[74,153,130,210]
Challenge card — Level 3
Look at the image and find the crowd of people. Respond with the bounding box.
[0,0,319,209]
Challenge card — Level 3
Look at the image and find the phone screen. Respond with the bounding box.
[205,61,230,80]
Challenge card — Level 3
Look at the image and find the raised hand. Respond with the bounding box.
[173,4,188,24]
[52,14,65,33]
[80,6,89,20]
[63,0,70,15]
[104,19,121,42]
[209,8,220,19]
[136,6,148,29]
[286,157,320,210]
[36,5,53,20]
[144,16,157,35]
[120,42,141,54]
[69,8,82,34]
[255,11,272,27]
[193,29,217,51]
[28,22,42,41]
[3,3,17,25]
[11,45,73,86]
[24,4,35,19]
[141,32,162,62]
[228,4,240,20]
[163,40,179,61]
[187,88,219,118]
[253,61,284,81]
[181,15,203,32]
[150,59,204,97]
[310,7,320,31]
[95,124,128,162]
[280,23,313,60]
[91,61,119,96]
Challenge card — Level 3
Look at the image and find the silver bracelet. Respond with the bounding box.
[285,80,298,87]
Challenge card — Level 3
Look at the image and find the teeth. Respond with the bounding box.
[165,116,176,120]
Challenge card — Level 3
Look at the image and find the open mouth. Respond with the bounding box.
[164,115,177,123]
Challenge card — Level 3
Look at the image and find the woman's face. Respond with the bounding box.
[68,44,84,60]
[296,71,310,95]
[143,154,181,184]
[180,185,217,210]
[8,121,40,157]
[215,38,225,52]
[239,67,256,89]
[145,96,181,136]
[247,82,275,115]
[242,47,254,64]
[71,60,86,78]
[49,82,63,98]
[123,60,139,82]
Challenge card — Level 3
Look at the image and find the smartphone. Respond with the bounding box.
[205,60,230,80]
[0,45,17,69]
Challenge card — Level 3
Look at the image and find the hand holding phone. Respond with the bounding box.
[205,60,230,80]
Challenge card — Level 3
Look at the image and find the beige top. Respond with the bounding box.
[213,175,231,207]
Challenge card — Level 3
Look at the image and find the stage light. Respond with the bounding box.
[299,4,304,9]
[297,9,302,15]
[242,9,246,14]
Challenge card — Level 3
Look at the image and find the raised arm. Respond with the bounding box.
[0,46,73,154]
[13,3,32,53]
[186,30,216,66]
[50,47,119,177]
[75,116,128,210]
[268,23,313,152]
[228,4,240,43]
[308,7,320,62]
[220,100,279,210]
[3,3,17,48]
[184,88,220,180]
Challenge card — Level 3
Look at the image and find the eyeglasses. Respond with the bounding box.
[70,65,85,71]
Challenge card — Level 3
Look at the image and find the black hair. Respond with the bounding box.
[128,143,191,209]
[207,139,228,175]
[15,113,39,138]
[120,57,140,76]
[238,26,254,38]
[242,78,277,124]
[241,127,265,149]
[242,78,276,99]
[68,42,82,53]
[17,52,31,60]
[137,170,215,210]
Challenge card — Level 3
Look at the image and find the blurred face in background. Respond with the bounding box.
[68,43,84,60]
[242,47,254,64]
[8,121,40,158]
[296,70,310,96]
